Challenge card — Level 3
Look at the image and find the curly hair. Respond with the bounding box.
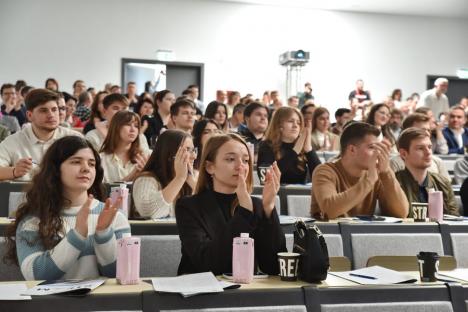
[4,136,104,265]
[366,103,396,145]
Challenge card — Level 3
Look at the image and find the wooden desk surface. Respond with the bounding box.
[3,270,466,295]
[2,217,456,226]
[0,274,363,295]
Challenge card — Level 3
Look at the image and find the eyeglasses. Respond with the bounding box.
[186,147,198,155]
[173,147,198,159]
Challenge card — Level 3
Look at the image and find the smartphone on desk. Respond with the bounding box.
[222,272,269,279]
[356,215,386,221]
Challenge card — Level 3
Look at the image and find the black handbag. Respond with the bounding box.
[293,220,329,282]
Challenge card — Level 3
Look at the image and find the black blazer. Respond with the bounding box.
[175,189,286,276]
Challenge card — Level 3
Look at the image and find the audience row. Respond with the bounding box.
[0,77,466,283]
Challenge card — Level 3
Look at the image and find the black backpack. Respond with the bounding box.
[293,221,329,282]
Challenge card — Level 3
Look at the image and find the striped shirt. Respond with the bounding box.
[16,199,131,280]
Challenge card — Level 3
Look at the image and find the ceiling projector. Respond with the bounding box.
[279,50,310,66]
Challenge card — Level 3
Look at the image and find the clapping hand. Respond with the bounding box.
[135,153,149,172]
[96,197,121,232]
[174,145,190,181]
[186,161,198,190]
[366,149,379,185]
[125,153,149,181]
[374,141,391,174]
[262,162,281,218]
[75,195,94,237]
[366,141,390,184]
[293,120,312,154]
[293,128,306,155]
[235,165,253,212]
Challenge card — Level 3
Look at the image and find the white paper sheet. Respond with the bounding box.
[218,280,240,289]
[22,279,105,296]
[442,214,467,221]
[438,269,468,282]
[152,272,223,297]
[359,217,403,223]
[330,266,417,285]
[0,283,31,300]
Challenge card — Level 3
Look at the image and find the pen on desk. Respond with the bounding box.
[349,273,377,280]
[436,277,457,283]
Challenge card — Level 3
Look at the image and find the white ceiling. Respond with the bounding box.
[211,0,468,18]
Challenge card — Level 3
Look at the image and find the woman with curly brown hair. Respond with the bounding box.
[4,136,130,280]
[366,103,397,152]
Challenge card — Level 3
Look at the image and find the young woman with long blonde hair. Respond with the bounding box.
[258,107,321,184]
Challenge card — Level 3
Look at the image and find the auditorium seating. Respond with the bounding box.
[0,182,464,218]
[450,233,468,268]
[286,195,311,217]
[0,237,24,281]
[140,235,181,277]
[351,233,444,269]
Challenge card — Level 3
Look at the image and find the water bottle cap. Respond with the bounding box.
[240,233,249,238]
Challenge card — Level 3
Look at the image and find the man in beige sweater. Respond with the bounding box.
[311,122,408,219]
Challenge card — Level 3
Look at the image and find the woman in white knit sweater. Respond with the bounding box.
[4,136,130,280]
[133,130,197,219]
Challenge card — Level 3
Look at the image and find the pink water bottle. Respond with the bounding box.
[116,237,141,285]
[111,184,129,217]
[428,190,443,222]
[232,233,254,284]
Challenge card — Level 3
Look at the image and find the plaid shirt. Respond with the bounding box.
[73,103,91,122]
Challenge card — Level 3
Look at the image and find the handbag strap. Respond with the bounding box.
[294,220,308,239]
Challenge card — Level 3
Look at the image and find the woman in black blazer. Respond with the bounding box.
[175,133,286,275]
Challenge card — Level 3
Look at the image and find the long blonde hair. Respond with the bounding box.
[264,106,306,170]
